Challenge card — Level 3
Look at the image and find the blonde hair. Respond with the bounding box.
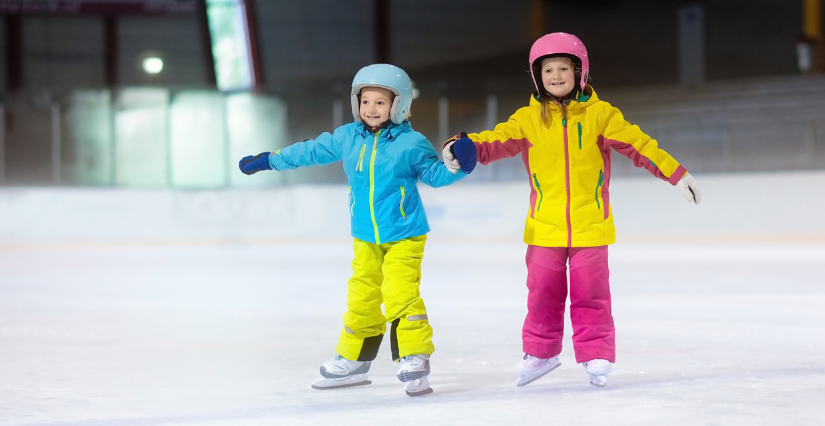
[537,57,586,127]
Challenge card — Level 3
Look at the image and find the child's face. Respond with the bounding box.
[359,87,394,127]
[540,57,576,98]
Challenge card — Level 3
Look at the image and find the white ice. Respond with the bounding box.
[2,238,824,425]
[2,173,825,425]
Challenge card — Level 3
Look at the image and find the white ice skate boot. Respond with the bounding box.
[582,359,612,387]
[515,354,561,387]
[311,355,372,390]
[397,354,433,397]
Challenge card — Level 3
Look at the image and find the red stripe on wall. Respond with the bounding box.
[0,1,196,15]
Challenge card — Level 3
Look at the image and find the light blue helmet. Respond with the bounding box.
[351,64,413,124]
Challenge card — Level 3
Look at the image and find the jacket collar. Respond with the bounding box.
[530,87,599,111]
[355,120,410,140]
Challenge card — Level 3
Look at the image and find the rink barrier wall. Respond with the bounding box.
[1,171,824,245]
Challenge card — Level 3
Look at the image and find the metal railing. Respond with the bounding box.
[1,75,823,188]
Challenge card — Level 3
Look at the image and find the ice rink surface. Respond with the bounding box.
[2,235,824,426]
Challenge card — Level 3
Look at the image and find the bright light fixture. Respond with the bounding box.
[142,57,164,74]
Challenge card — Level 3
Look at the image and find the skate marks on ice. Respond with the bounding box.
[2,241,825,425]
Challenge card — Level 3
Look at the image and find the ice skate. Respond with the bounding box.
[311,355,372,390]
[515,354,560,387]
[582,359,612,388]
[397,354,433,397]
[404,376,432,397]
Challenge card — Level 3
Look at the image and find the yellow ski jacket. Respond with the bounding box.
[468,88,687,247]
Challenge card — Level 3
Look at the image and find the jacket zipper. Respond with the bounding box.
[369,131,381,244]
[595,169,604,209]
[563,120,572,247]
[399,186,407,220]
[532,173,543,213]
[356,144,366,172]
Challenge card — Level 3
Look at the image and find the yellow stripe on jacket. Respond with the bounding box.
[468,88,687,248]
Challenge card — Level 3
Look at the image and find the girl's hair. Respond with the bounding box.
[535,56,589,127]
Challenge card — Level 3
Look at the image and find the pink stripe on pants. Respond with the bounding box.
[522,245,615,363]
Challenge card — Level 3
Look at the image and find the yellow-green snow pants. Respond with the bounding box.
[335,235,433,361]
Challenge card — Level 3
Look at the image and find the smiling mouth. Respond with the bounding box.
[551,82,566,86]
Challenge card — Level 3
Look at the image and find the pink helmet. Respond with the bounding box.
[529,32,589,95]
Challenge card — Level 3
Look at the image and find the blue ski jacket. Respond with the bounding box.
[268,121,465,244]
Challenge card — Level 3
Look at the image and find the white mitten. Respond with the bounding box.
[442,141,460,174]
[676,172,701,205]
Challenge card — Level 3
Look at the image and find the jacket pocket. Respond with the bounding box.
[349,186,355,217]
[532,173,543,215]
[356,144,366,173]
[571,121,597,157]
[399,186,407,220]
[595,169,604,210]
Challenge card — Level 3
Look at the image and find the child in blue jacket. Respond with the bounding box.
[239,64,477,397]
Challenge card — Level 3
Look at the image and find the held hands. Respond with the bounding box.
[676,172,701,204]
[442,136,461,174]
[239,152,273,175]
[442,132,478,174]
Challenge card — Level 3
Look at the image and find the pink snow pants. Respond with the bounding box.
[522,245,615,363]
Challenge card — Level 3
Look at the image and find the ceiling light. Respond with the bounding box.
[142,57,164,74]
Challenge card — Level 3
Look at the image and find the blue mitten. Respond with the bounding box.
[452,133,477,174]
[239,152,272,175]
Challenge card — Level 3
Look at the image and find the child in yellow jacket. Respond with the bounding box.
[443,32,701,388]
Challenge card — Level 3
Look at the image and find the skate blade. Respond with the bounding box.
[589,375,607,388]
[406,387,433,397]
[312,374,371,390]
[404,377,432,397]
[516,362,561,387]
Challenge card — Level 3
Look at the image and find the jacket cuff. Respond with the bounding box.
[268,152,285,171]
[668,165,687,185]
